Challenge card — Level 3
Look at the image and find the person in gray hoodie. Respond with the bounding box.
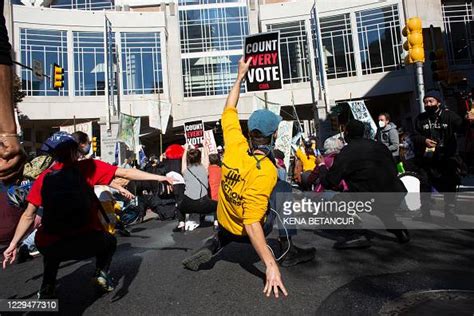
[376,112,399,161]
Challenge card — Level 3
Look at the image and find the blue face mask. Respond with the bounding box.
[81,143,91,155]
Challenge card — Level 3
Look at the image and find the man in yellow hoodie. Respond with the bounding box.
[182,58,315,298]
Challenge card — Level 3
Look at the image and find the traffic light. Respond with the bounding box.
[429,49,448,82]
[92,137,98,153]
[52,63,64,90]
[402,17,425,64]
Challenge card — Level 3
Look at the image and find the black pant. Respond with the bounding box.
[0,0,12,66]
[407,157,458,209]
[177,195,217,222]
[37,231,117,288]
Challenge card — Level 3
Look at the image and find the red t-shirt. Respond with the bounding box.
[208,165,222,201]
[27,159,118,248]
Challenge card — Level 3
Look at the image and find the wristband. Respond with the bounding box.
[0,134,19,138]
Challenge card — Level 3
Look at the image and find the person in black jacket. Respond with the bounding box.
[316,120,409,248]
[412,90,465,221]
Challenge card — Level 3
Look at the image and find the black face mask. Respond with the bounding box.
[424,106,438,115]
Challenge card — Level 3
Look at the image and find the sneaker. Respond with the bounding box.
[94,270,115,292]
[182,237,219,271]
[387,229,410,244]
[185,220,200,231]
[413,210,432,222]
[279,240,316,267]
[29,246,40,257]
[333,235,372,250]
[17,244,33,264]
[173,221,185,233]
[37,284,56,299]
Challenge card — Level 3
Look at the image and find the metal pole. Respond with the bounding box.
[104,15,111,132]
[416,61,425,113]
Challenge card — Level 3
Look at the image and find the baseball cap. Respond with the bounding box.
[248,109,282,137]
[40,131,77,153]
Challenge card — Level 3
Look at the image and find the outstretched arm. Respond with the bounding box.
[115,167,173,184]
[224,57,252,111]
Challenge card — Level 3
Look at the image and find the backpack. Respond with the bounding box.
[41,167,92,233]
[23,155,54,181]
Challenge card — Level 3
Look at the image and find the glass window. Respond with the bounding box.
[50,0,114,10]
[73,32,116,96]
[121,32,163,95]
[268,21,310,84]
[182,54,242,97]
[179,0,242,5]
[179,6,249,53]
[442,0,473,65]
[20,29,68,96]
[356,5,403,75]
[179,1,249,97]
[320,14,356,79]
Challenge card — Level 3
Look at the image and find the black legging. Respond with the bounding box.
[177,195,217,222]
[0,0,12,66]
[37,231,117,289]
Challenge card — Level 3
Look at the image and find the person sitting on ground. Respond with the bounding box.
[181,57,315,298]
[173,146,217,232]
[294,137,317,190]
[2,131,173,299]
[308,137,347,192]
[316,120,409,248]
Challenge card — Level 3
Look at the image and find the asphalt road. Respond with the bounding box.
[1,218,474,315]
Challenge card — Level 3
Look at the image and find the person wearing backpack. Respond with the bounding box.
[2,132,173,299]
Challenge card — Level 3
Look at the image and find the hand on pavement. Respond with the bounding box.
[263,264,288,298]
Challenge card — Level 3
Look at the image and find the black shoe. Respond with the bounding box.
[173,225,185,233]
[17,244,33,264]
[37,284,56,299]
[333,235,372,250]
[444,212,459,224]
[387,229,410,244]
[413,212,432,222]
[118,228,131,237]
[182,237,219,271]
[279,240,316,267]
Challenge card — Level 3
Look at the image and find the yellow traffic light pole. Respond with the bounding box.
[403,17,425,113]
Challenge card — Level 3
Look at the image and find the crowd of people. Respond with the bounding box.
[1,3,474,300]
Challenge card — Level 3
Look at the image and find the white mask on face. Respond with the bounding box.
[378,120,386,128]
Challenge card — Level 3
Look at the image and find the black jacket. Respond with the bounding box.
[413,108,463,160]
[319,138,406,193]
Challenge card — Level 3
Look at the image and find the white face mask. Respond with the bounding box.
[378,120,386,128]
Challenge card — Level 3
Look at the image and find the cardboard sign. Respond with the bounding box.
[347,100,377,140]
[204,130,218,154]
[184,120,204,148]
[244,32,282,92]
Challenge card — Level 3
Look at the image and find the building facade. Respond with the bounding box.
[4,0,473,161]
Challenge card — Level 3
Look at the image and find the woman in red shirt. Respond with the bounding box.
[2,132,173,298]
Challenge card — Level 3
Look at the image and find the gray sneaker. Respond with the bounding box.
[182,237,219,271]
